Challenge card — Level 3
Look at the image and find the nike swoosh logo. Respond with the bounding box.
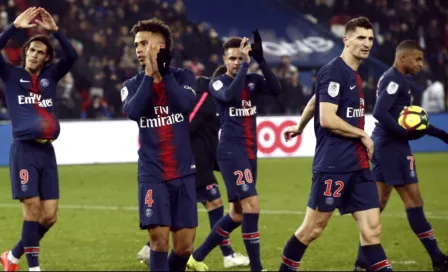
[350,85,356,90]
[20,78,30,83]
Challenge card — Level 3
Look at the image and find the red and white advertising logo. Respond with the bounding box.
[257,118,302,156]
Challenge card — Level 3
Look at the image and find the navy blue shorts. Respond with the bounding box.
[10,140,59,200]
[308,169,380,215]
[218,153,257,203]
[196,183,222,204]
[138,175,198,230]
[371,142,418,187]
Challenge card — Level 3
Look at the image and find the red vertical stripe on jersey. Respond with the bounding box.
[30,76,57,139]
[355,73,369,169]
[153,82,179,180]
[241,88,255,159]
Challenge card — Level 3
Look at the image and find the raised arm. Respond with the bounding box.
[209,62,248,102]
[372,78,408,138]
[257,62,281,96]
[35,9,78,81]
[0,8,40,76]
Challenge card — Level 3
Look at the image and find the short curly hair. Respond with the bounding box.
[131,18,173,51]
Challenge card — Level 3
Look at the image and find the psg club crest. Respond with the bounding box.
[40,78,49,88]
[146,208,153,217]
[325,197,334,205]
[248,82,255,91]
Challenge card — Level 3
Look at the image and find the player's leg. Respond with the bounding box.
[395,183,448,270]
[188,202,243,270]
[204,194,250,268]
[2,142,42,271]
[169,175,198,271]
[279,172,342,271]
[188,159,245,270]
[354,181,393,270]
[351,170,392,271]
[138,182,171,271]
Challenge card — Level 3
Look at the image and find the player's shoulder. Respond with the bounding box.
[210,74,228,92]
[379,67,406,94]
[123,71,145,88]
[318,58,345,82]
[169,66,195,79]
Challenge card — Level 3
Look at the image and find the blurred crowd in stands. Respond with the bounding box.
[0,0,446,121]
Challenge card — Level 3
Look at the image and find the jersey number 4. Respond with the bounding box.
[323,179,344,197]
[145,190,154,207]
[234,169,253,185]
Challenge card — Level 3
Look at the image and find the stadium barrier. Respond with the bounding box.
[0,114,447,166]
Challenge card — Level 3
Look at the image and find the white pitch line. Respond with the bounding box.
[0,203,447,220]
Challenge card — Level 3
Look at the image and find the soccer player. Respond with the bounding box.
[0,7,78,272]
[137,65,250,269]
[121,19,197,271]
[352,41,448,271]
[279,17,393,271]
[187,30,282,271]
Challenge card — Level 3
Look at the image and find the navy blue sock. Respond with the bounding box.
[407,207,444,264]
[208,206,234,257]
[11,223,49,259]
[149,250,168,271]
[193,214,240,261]
[242,213,262,271]
[22,221,40,268]
[362,244,392,271]
[279,235,307,271]
[168,249,189,271]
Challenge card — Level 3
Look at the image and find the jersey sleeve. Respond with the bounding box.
[373,76,407,137]
[0,24,18,79]
[51,30,78,81]
[209,62,248,102]
[317,67,343,105]
[122,76,154,121]
[253,62,281,96]
[164,68,196,113]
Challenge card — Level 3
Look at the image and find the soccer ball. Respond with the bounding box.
[398,105,429,132]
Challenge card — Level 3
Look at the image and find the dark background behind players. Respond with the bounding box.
[0,0,446,119]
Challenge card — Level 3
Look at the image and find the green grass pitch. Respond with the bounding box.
[0,153,447,271]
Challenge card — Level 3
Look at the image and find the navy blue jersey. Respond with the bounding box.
[0,24,78,140]
[313,57,369,173]
[122,68,197,183]
[372,67,410,142]
[209,62,281,159]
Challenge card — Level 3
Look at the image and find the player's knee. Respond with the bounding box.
[149,233,170,252]
[241,196,260,213]
[40,213,57,227]
[207,198,223,211]
[21,198,42,220]
[403,192,424,209]
[173,243,194,257]
[296,222,326,244]
[362,222,382,245]
[228,209,243,223]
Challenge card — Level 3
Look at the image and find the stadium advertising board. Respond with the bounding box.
[0,114,447,166]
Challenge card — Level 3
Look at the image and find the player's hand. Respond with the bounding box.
[13,7,40,29]
[284,125,302,142]
[361,133,374,160]
[240,37,251,63]
[144,40,159,77]
[156,45,171,77]
[35,8,58,32]
[249,29,264,64]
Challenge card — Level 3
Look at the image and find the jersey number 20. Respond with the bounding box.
[234,169,253,186]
